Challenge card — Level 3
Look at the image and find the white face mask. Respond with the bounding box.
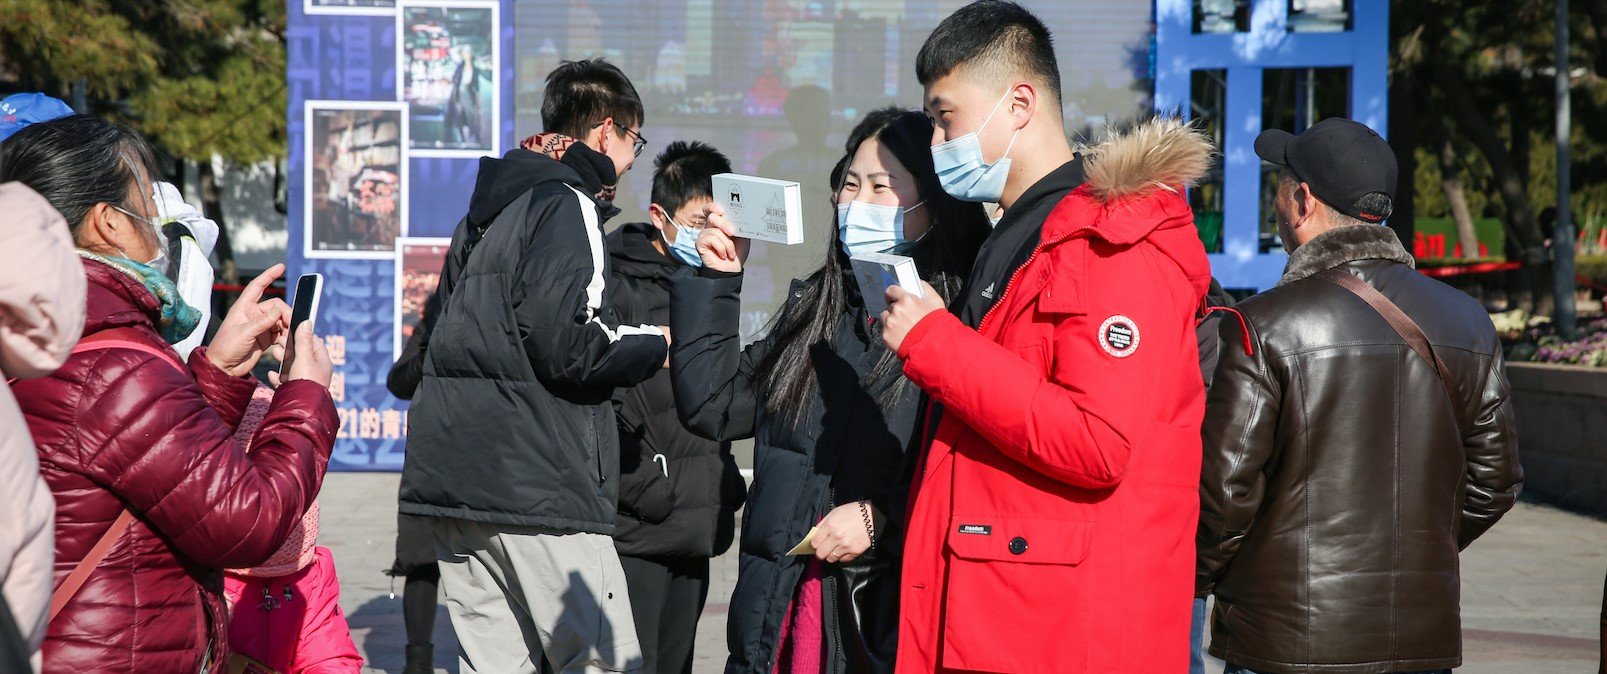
[930,88,1021,204]
[837,199,925,257]
[110,204,170,273]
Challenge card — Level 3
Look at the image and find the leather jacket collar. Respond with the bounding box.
[1278,225,1416,287]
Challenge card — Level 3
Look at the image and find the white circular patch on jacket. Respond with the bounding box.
[1099,315,1140,358]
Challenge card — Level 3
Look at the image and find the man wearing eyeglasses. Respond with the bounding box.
[401,58,669,674]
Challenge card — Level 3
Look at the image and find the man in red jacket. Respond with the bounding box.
[880,2,1216,671]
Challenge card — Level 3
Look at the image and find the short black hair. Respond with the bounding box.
[540,59,644,139]
[0,114,162,234]
[651,141,731,219]
[916,1,1062,105]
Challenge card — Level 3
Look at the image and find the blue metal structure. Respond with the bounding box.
[1154,0,1389,291]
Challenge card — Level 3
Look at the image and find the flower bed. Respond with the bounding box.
[1497,311,1607,367]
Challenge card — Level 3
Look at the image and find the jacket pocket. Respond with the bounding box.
[941,516,1093,672]
[588,408,604,486]
[1010,339,1052,378]
[945,516,1092,565]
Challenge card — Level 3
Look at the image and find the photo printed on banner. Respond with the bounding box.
[393,237,451,359]
[306,0,396,16]
[304,101,410,258]
[399,0,499,158]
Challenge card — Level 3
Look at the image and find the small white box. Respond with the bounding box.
[711,173,805,245]
[849,252,923,316]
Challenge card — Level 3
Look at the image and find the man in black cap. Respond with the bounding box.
[1195,117,1522,674]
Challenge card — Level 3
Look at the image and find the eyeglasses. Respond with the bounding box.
[622,126,647,158]
[594,121,647,158]
[111,203,161,228]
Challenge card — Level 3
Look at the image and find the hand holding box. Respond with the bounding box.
[849,252,923,316]
[711,173,805,245]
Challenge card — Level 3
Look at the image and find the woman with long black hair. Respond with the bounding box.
[669,108,990,673]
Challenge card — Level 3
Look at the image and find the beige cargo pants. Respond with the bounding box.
[433,518,643,673]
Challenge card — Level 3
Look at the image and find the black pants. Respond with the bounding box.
[618,555,710,674]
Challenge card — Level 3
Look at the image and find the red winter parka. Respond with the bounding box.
[13,258,337,674]
[894,119,1214,673]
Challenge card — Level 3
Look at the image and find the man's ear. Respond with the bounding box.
[1009,81,1037,132]
[593,117,614,154]
[647,203,669,231]
[1296,181,1319,223]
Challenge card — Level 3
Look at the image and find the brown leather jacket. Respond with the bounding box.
[1197,225,1522,673]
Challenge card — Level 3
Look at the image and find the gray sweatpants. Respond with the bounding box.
[432,517,643,673]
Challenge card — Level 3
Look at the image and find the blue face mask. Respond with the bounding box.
[931,88,1021,204]
[837,200,925,257]
[661,218,703,267]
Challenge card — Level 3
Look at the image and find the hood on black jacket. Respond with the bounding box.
[607,221,681,281]
[467,143,620,229]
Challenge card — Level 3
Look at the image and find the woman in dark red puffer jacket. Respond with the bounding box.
[3,116,338,673]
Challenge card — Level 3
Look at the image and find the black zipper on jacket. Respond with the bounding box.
[825,485,844,673]
[590,408,605,485]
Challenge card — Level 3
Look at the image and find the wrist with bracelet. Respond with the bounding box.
[857,499,876,546]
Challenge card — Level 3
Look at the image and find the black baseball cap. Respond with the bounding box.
[1255,117,1397,223]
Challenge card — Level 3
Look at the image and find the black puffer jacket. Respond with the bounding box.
[607,222,745,558]
[670,264,921,674]
[401,145,667,534]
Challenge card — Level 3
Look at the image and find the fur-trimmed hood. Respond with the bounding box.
[1042,116,1218,247]
[1083,116,1215,204]
[1034,115,1208,305]
[1040,116,1217,305]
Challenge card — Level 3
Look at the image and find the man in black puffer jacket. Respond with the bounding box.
[400,59,669,673]
[606,141,747,674]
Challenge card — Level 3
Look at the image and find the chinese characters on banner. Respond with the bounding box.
[288,0,510,470]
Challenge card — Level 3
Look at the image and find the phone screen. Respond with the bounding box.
[281,274,323,375]
[289,274,320,336]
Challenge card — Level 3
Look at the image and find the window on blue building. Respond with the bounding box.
[1259,67,1351,252]
[1194,0,1249,34]
[1288,0,1352,32]
[1189,69,1228,253]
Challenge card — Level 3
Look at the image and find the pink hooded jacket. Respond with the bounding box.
[223,385,361,674]
[0,182,85,671]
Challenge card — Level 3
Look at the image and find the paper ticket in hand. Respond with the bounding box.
[786,526,820,556]
[849,252,923,317]
[711,173,805,245]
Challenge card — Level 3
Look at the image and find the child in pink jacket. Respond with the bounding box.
[224,386,364,673]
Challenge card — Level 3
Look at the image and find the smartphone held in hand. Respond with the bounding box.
[280,273,324,376]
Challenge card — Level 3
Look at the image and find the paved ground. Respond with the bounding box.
[321,473,1603,673]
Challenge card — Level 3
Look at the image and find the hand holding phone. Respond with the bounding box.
[278,274,323,377]
[279,322,333,387]
[207,264,292,378]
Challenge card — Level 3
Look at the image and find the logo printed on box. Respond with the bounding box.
[711,173,804,245]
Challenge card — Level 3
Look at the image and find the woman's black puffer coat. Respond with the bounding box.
[669,265,920,674]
